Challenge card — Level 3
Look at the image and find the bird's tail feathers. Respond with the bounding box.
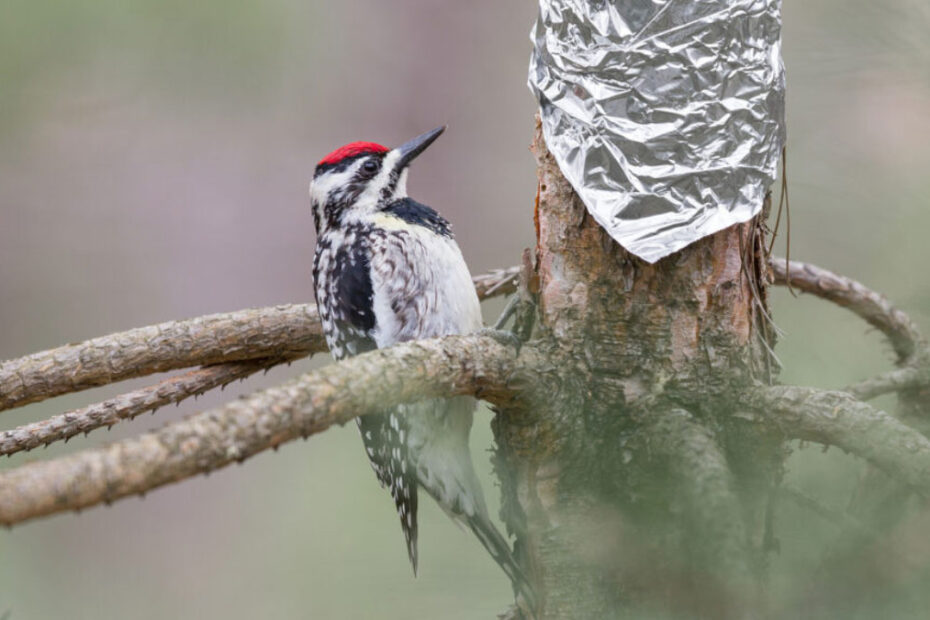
[389,470,419,576]
[467,514,538,615]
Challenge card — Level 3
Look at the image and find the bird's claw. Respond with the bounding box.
[478,328,523,354]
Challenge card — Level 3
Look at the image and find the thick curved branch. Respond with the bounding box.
[0,357,296,457]
[641,408,750,580]
[0,268,521,414]
[0,305,324,414]
[769,257,924,361]
[743,385,930,495]
[0,335,545,526]
[769,259,930,574]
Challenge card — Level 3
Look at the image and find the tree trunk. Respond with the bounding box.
[494,121,782,618]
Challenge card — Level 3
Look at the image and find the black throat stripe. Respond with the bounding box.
[382,198,452,238]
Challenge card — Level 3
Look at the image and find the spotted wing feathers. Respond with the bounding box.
[313,229,421,572]
[357,411,419,573]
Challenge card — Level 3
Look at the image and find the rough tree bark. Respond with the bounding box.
[490,121,779,618]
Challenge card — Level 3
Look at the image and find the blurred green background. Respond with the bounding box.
[1,1,929,618]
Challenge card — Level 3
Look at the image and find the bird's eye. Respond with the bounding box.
[362,160,380,175]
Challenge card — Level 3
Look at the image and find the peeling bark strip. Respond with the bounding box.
[770,258,925,361]
[0,335,546,526]
[0,268,520,414]
[0,358,295,457]
[744,385,930,495]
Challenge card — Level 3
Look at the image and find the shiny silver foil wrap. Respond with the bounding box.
[528,0,786,263]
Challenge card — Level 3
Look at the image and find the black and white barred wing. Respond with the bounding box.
[312,230,378,360]
[357,407,419,572]
[312,228,421,573]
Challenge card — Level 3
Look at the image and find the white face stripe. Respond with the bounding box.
[309,159,363,210]
[354,150,402,212]
[394,168,409,199]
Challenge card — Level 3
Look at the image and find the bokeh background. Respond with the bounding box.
[1,1,929,618]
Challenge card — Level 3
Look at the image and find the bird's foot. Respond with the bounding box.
[478,327,523,354]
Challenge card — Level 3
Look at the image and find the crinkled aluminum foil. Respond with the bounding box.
[528,0,786,263]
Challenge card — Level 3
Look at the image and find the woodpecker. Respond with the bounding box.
[309,127,533,605]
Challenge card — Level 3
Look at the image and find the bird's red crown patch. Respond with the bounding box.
[317,141,389,167]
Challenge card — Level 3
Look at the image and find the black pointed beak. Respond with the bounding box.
[395,126,445,169]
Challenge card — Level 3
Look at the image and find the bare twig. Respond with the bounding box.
[779,485,871,536]
[0,358,295,457]
[472,266,520,299]
[845,367,930,401]
[769,257,924,362]
[743,385,930,496]
[0,268,522,414]
[0,335,546,526]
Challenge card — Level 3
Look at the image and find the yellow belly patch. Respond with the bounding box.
[372,213,413,231]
